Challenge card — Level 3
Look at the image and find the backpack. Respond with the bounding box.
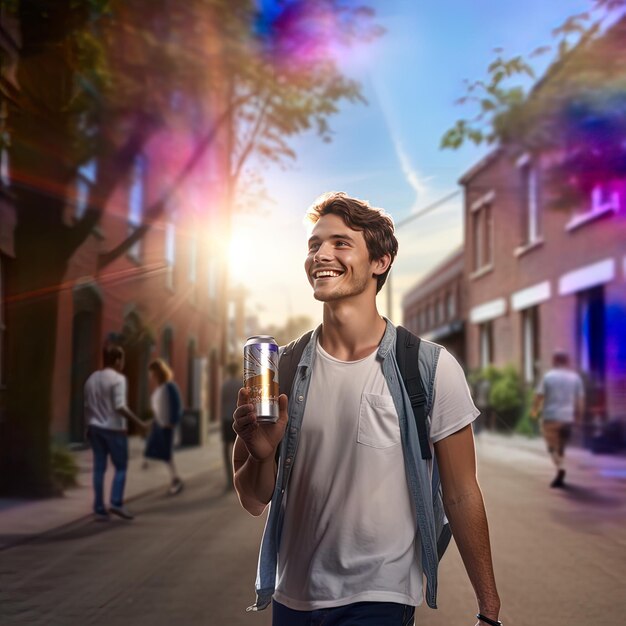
[165,381,183,426]
[278,325,452,560]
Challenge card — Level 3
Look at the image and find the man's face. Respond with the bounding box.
[304,213,384,303]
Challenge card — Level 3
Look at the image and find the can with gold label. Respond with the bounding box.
[243,335,280,422]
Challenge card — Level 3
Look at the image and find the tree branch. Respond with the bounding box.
[230,95,271,189]
[96,94,254,271]
[67,115,158,255]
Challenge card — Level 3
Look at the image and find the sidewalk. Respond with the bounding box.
[0,430,226,550]
[476,430,626,477]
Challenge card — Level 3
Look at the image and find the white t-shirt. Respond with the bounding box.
[84,368,129,431]
[537,369,584,423]
[274,340,479,611]
[151,384,169,427]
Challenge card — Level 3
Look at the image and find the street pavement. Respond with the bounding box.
[1,433,625,625]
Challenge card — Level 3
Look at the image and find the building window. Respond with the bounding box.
[520,162,540,245]
[0,145,9,188]
[521,306,540,384]
[428,303,434,328]
[437,298,445,324]
[472,202,493,272]
[591,183,619,213]
[161,327,174,365]
[447,290,457,319]
[479,321,493,369]
[165,222,176,290]
[75,159,97,219]
[128,154,147,260]
[189,235,197,284]
[207,256,218,301]
[577,286,606,388]
[566,183,620,231]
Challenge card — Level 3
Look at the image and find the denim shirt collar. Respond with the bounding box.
[299,317,396,368]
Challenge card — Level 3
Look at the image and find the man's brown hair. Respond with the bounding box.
[305,192,398,293]
[103,345,124,368]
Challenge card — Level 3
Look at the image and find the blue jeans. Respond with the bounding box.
[89,426,128,513]
[272,601,415,626]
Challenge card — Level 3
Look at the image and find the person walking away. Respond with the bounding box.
[233,192,502,626]
[220,362,240,491]
[144,358,184,495]
[531,350,585,488]
[84,345,147,521]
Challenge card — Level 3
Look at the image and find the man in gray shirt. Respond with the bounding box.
[532,351,585,488]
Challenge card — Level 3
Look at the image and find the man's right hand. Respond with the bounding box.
[233,388,288,462]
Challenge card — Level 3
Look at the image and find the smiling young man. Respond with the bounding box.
[233,192,502,626]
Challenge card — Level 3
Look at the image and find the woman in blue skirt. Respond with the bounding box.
[144,359,184,495]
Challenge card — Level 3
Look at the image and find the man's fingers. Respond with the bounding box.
[277,394,289,426]
[233,402,255,421]
[237,387,249,407]
[233,406,257,429]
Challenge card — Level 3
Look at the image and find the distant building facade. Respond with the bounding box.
[402,248,466,366]
[0,3,229,444]
[50,124,229,444]
[460,148,626,422]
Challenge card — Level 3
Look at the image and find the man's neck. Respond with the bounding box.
[320,300,387,361]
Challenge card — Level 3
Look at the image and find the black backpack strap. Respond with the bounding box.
[275,330,313,464]
[396,325,432,460]
[278,330,314,398]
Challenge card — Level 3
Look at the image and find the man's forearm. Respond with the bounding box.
[233,452,277,516]
[118,407,144,430]
[444,483,501,618]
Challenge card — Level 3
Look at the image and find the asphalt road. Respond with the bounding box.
[1,435,625,626]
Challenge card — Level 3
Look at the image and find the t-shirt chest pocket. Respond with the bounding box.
[357,393,401,449]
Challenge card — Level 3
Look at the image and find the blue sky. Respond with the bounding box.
[230,0,591,328]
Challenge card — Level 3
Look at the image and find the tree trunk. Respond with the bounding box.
[0,215,69,497]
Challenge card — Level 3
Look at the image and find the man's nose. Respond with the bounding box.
[313,243,333,263]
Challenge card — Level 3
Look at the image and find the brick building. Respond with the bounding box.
[0,24,229,445]
[461,148,626,421]
[402,247,466,365]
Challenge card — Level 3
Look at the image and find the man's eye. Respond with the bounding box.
[308,243,319,251]
[335,241,348,247]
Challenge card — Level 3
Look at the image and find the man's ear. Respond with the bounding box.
[372,253,392,277]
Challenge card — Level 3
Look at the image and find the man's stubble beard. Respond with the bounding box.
[312,271,371,303]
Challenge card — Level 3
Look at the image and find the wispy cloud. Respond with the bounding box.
[371,75,434,212]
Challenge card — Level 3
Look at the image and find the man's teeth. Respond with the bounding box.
[315,270,342,278]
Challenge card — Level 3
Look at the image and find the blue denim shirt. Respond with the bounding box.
[247,320,444,612]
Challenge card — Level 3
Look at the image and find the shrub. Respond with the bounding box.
[51,444,79,493]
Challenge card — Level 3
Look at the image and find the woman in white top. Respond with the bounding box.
[144,358,184,495]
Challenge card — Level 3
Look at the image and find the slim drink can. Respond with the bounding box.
[243,335,280,423]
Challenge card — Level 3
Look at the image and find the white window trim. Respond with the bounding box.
[469,263,494,281]
[471,189,495,213]
[558,258,615,296]
[479,322,493,368]
[511,280,551,312]
[516,155,541,246]
[470,297,507,324]
[188,236,198,284]
[165,222,175,291]
[522,309,537,384]
[514,238,544,258]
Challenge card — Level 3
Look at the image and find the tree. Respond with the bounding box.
[0,0,381,495]
[441,0,626,208]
